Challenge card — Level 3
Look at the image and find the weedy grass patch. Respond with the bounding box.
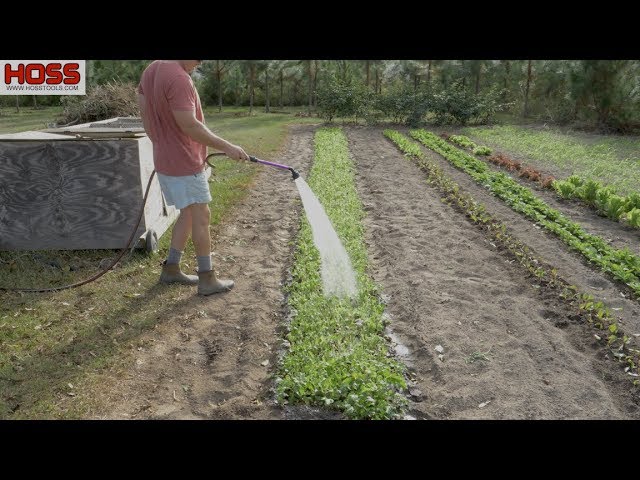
[276,127,407,419]
[0,106,63,134]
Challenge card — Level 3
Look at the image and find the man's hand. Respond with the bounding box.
[226,144,250,162]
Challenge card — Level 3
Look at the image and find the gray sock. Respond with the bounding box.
[197,254,212,273]
[166,247,182,265]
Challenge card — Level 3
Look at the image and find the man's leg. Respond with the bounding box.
[165,207,192,265]
[159,208,198,285]
[190,202,234,295]
[190,203,211,258]
[170,207,192,253]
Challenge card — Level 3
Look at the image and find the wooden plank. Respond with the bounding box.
[72,117,142,129]
[137,136,179,241]
[42,128,146,139]
[44,127,146,133]
[0,131,78,140]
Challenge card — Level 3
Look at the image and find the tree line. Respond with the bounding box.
[2,60,639,132]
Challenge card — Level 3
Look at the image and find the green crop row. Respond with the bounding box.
[275,127,407,419]
[384,129,639,384]
[448,134,492,156]
[553,176,640,228]
[461,126,640,227]
[409,129,640,298]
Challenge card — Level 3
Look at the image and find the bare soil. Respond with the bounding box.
[91,124,640,420]
[347,126,639,419]
[93,125,319,419]
[412,127,640,334]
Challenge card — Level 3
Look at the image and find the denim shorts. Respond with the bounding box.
[156,170,212,210]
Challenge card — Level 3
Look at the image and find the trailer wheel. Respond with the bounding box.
[145,229,158,254]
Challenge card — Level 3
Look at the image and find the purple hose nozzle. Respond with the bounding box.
[250,156,299,180]
[205,152,299,180]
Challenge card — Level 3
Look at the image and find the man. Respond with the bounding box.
[137,60,249,295]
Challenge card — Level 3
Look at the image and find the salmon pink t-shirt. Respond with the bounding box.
[138,60,207,176]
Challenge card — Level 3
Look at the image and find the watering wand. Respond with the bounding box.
[249,156,300,180]
[206,152,299,180]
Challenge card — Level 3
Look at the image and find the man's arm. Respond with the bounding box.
[136,91,154,142]
[172,110,249,161]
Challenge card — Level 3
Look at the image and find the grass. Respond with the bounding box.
[0,105,63,133]
[0,105,317,419]
[202,106,320,155]
[275,127,407,419]
[461,124,640,196]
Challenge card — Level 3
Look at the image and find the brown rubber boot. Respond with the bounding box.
[160,261,198,285]
[197,269,234,295]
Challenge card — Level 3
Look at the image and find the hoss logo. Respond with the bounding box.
[0,60,86,95]
[4,62,81,85]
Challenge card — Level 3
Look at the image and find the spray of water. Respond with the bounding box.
[294,177,358,298]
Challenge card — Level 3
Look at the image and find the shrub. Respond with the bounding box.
[316,76,374,123]
[375,86,413,124]
[369,85,432,127]
[405,94,431,127]
[57,81,139,125]
[363,110,384,125]
[57,83,140,124]
[430,81,510,126]
[430,81,477,125]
